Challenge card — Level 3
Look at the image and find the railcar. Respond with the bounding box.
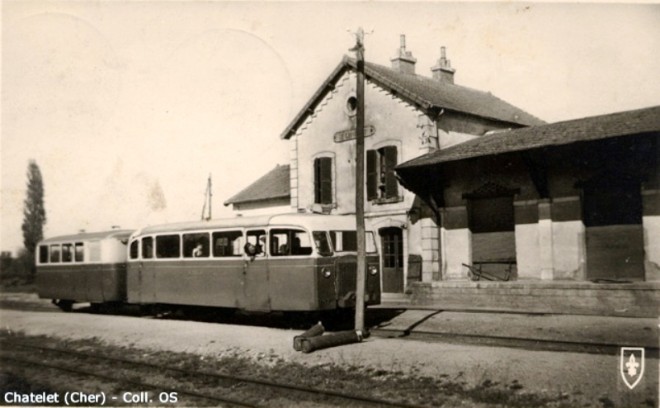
[126,213,381,313]
[35,229,134,311]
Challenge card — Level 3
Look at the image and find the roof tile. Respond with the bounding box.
[397,105,660,169]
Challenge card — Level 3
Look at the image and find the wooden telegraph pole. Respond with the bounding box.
[200,173,213,221]
[351,28,367,332]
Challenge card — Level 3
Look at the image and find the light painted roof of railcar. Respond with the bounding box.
[132,213,361,237]
[40,229,135,244]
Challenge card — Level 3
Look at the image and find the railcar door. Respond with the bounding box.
[243,229,270,311]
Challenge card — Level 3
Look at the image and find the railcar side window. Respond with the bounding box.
[129,240,139,259]
[39,245,49,264]
[156,235,180,258]
[270,229,313,256]
[245,230,266,257]
[213,231,242,257]
[74,242,84,262]
[62,244,73,263]
[183,233,210,258]
[142,237,154,259]
[50,244,61,263]
[313,231,333,256]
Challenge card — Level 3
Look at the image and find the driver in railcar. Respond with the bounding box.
[192,243,204,257]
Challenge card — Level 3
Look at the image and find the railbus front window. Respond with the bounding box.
[39,245,49,264]
[142,237,154,259]
[129,240,139,259]
[156,235,181,258]
[183,233,210,258]
[74,242,84,262]
[313,231,333,256]
[49,244,61,263]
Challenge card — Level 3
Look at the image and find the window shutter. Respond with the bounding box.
[367,150,378,200]
[384,146,398,198]
[314,159,321,203]
[314,157,332,204]
[320,157,332,204]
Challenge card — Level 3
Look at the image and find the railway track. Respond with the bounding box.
[0,339,426,408]
[371,327,660,358]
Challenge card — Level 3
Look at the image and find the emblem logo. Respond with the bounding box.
[620,347,645,390]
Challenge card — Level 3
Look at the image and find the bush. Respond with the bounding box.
[0,250,34,285]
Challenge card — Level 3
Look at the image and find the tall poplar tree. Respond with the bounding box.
[21,160,46,277]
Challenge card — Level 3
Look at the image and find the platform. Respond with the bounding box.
[385,281,660,318]
[372,309,659,350]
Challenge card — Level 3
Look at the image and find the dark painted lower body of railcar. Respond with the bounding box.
[36,263,127,306]
[126,255,380,312]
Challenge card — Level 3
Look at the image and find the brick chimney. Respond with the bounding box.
[431,46,456,84]
[390,34,417,75]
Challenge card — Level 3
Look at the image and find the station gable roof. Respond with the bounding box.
[280,56,544,140]
[224,164,290,206]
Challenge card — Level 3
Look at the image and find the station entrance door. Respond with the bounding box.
[380,227,404,293]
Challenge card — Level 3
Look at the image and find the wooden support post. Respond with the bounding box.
[293,322,325,351]
[300,330,364,354]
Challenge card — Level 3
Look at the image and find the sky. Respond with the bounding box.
[2,1,660,255]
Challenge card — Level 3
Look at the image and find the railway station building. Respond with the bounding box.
[227,36,543,297]
[226,36,659,316]
[395,106,660,317]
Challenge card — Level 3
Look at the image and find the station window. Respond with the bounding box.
[142,237,154,259]
[39,245,49,264]
[129,240,139,260]
[367,146,399,201]
[183,233,210,258]
[50,244,61,263]
[213,231,243,257]
[270,229,313,256]
[156,235,180,258]
[314,157,333,205]
[74,242,84,262]
[61,244,73,263]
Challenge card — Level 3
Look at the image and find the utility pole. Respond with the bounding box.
[351,27,367,332]
[208,173,213,220]
[201,173,213,221]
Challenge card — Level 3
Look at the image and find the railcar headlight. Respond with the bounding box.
[322,267,332,278]
[368,265,379,275]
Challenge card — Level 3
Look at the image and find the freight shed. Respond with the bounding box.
[395,106,660,317]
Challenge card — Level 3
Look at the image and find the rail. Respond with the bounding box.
[0,340,427,408]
